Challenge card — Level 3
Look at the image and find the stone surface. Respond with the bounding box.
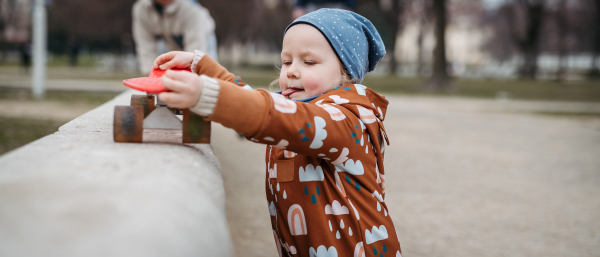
[0,89,231,257]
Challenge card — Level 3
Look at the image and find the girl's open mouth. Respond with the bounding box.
[282,87,304,97]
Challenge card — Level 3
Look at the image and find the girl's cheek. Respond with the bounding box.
[302,76,326,96]
[278,73,287,90]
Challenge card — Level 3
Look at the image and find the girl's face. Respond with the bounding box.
[280,24,344,100]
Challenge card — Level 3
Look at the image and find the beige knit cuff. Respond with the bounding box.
[191,50,206,73]
[190,75,219,117]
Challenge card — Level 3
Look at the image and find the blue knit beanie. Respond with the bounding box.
[285,8,386,82]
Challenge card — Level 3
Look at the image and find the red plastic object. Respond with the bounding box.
[123,68,191,93]
[123,77,166,93]
[148,68,166,78]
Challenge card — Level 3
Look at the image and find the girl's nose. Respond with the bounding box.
[287,63,300,79]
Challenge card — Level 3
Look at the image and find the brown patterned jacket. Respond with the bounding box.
[195,56,401,257]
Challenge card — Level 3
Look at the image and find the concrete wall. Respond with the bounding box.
[0,90,232,257]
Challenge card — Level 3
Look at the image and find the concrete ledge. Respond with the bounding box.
[0,89,232,257]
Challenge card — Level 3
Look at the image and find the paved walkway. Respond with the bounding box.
[211,95,600,257]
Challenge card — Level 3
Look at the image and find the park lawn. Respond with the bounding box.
[0,117,65,155]
[0,88,120,155]
[232,68,600,102]
[365,76,600,102]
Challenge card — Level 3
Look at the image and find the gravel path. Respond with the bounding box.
[211,95,600,257]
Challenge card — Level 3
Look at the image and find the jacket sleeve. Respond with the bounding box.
[194,55,248,88]
[132,3,157,74]
[208,81,370,163]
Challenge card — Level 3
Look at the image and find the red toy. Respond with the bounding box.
[122,68,191,93]
[114,68,209,144]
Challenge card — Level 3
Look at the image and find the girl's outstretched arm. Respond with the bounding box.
[206,80,381,164]
[153,51,249,89]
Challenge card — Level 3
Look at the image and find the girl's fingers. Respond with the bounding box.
[158,70,203,109]
[158,92,181,107]
[165,69,196,81]
[159,59,179,70]
[153,52,175,69]
[157,92,173,103]
[158,92,193,109]
[161,75,189,93]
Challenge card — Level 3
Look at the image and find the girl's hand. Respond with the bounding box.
[153,51,194,70]
[158,70,203,109]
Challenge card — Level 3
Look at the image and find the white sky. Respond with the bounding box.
[480,0,507,10]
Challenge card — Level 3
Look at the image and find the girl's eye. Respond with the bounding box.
[282,61,292,66]
[305,61,315,66]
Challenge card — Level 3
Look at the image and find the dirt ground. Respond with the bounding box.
[210,95,600,257]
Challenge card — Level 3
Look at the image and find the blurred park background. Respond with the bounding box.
[1,0,600,153]
[1,0,599,154]
[0,0,599,256]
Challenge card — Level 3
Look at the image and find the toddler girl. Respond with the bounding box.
[154,8,401,257]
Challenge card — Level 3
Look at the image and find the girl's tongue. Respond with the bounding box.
[282,87,303,96]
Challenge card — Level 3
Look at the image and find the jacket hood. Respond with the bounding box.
[314,83,389,122]
[311,83,390,174]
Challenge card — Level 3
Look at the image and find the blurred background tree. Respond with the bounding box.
[588,0,600,78]
[47,0,137,54]
[500,0,545,80]
[0,0,599,83]
[426,0,449,89]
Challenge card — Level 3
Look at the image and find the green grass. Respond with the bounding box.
[232,69,600,102]
[362,76,600,102]
[528,111,600,117]
[0,117,65,155]
[1,54,102,68]
[0,88,120,155]
[0,87,120,105]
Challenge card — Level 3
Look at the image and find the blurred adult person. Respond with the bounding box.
[1,0,31,72]
[132,0,218,74]
[292,0,355,19]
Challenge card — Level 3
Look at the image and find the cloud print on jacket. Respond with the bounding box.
[354,84,367,96]
[365,225,388,244]
[310,116,327,149]
[299,164,325,182]
[271,93,297,113]
[325,200,350,215]
[309,245,338,257]
[329,95,350,104]
[318,104,346,121]
[335,159,364,175]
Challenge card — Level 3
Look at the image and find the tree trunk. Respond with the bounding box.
[502,0,545,80]
[416,16,425,77]
[379,0,404,76]
[519,1,544,79]
[589,0,600,78]
[555,0,567,82]
[388,23,399,76]
[425,0,450,89]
